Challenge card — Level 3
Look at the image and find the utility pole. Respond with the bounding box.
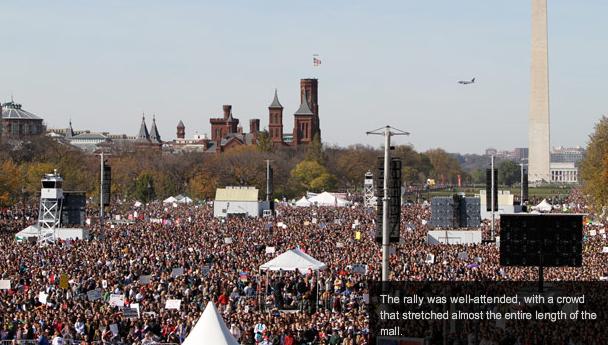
[366,125,409,281]
[491,155,495,241]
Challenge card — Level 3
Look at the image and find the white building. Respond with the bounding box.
[550,162,578,183]
[213,186,267,218]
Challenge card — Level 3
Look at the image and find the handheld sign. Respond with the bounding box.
[109,294,125,307]
[165,299,182,310]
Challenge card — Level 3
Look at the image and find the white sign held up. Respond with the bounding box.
[165,299,182,310]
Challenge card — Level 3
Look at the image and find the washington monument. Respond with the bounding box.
[528,0,551,182]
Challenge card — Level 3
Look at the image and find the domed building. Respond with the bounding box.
[1,100,46,138]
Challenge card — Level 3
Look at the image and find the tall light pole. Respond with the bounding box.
[519,159,528,204]
[491,155,495,241]
[99,152,105,233]
[367,125,409,281]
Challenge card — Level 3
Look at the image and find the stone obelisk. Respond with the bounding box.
[528,0,551,182]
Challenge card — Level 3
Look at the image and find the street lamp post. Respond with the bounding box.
[366,125,409,281]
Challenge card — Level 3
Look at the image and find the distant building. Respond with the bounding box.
[213,186,268,218]
[1,101,46,138]
[550,162,578,183]
[550,146,584,164]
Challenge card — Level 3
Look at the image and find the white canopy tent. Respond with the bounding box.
[259,248,327,310]
[177,196,193,204]
[260,248,327,272]
[295,196,312,207]
[163,196,177,204]
[182,301,239,345]
[308,191,350,207]
[534,199,553,213]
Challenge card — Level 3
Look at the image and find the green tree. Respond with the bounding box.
[580,116,608,209]
[256,130,273,153]
[0,160,22,206]
[290,160,336,193]
[305,133,324,164]
[134,172,156,202]
[424,148,464,185]
[498,160,521,186]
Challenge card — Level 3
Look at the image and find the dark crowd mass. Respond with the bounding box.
[0,188,607,345]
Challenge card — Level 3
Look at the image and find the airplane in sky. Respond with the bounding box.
[458,77,475,85]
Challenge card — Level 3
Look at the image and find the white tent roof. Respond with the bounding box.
[177,196,193,204]
[182,302,239,345]
[308,191,350,207]
[163,196,177,204]
[15,225,41,240]
[260,248,327,272]
[534,199,553,212]
[295,196,312,207]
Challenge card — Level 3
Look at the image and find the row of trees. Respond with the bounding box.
[0,135,470,206]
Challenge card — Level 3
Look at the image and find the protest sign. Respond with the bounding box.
[603,247,608,253]
[123,307,139,318]
[109,324,119,336]
[139,272,151,285]
[109,294,125,307]
[170,268,184,278]
[336,242,344,248]
[425,253,435,264]
[59,274,69,289]
[87,288,102,301]
[351,264,368,274]
[0,280,10,290]
[355,231,361,240]
[38,292,48,304]
[457,251,468,260]
[265,246,275,254]
[165,299,181,310]
[224,237,233,244]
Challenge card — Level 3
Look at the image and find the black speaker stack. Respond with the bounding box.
[430,195,481,228]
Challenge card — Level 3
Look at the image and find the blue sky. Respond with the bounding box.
[1,1,606,153]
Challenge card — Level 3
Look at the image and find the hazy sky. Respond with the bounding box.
[1,1,606,153]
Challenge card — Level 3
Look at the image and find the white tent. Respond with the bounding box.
[260,248,327,272]
[259,249,326,310]
[534,199,553,212]
[182,301,239,345]
[308,192,350,207]
[15,225,41,241]
[177,196,193,204]
[163,196,177,204]
[295,196,312,207]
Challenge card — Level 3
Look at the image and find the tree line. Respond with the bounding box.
[0,134,482,206]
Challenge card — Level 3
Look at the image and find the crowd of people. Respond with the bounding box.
[0,188,606,345]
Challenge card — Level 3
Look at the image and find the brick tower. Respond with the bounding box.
[268,89,284,143]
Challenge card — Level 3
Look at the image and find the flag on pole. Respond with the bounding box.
[313,54,321,67]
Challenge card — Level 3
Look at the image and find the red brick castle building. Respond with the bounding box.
[173,78,321,153]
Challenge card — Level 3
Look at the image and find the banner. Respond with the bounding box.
[351,264,368,274]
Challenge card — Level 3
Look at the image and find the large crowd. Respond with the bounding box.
[0,188,607,345]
